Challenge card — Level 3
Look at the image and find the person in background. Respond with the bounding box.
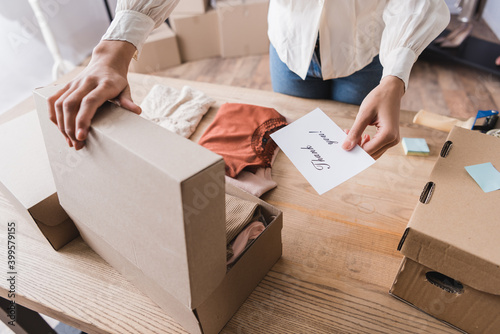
[48,0,450,160]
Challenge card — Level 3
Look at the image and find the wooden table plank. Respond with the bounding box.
[0,71,458,333]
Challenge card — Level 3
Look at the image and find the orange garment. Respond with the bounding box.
[198,103,287,178]
[225,147,280,197]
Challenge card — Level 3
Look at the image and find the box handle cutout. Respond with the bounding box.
[397,228,409,251]
[440,140,453,158]
[425,271,464,294]
[419,182,435,204]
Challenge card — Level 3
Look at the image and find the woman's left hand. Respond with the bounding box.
[342,75,405,160]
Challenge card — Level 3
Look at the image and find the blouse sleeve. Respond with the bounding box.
[379,0,450,90]
[101,0,180,57]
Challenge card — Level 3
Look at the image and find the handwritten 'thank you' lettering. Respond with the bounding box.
[309,131,338,145]
[301,145,331,170]
[270,108,375,195]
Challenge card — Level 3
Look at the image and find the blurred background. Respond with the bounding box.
[1,0,499,117]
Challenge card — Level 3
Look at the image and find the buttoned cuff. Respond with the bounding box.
[102,10,155,59]
[381,47,417,91]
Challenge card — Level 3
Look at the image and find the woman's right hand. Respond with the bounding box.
[47,40,141,150]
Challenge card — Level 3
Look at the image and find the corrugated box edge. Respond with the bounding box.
[390,257,500,334]
[397,127,500,295]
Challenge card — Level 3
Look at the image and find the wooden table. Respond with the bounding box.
[0,69,459,333]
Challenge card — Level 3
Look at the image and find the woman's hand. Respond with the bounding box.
[342,76,405,160]
[47,40,141,150]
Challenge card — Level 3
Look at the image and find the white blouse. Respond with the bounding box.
[102,0,179,56]
[269,0,450,89]
[102,0,450,89]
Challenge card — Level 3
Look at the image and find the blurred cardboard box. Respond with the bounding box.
[169,9,220,62]
[33,85,283,333]
[216,0,269,58]
[0,111,78,250]
[171,0,210,15]
[390,127,500,334]
[129,23,181,73]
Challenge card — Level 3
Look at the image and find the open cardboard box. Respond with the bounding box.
[0,111,78,250]
[390,127,500,334]
[32,85,283,333]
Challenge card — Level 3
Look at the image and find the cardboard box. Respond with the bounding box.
[33,85,283,333]
[0,111,78,250]
[171,0,209,15]
[169,9,221,62]
[390,127,500,334]
[129,23,181,73]
[217,0,270,58]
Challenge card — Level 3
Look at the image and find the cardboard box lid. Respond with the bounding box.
[33,85,227,309]
[0,110,56,208]
[0,110,78,250]
[399,127,500,295]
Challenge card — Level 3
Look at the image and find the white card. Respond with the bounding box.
[270,108,375,195]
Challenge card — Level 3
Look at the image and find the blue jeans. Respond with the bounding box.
[269,44,383,105]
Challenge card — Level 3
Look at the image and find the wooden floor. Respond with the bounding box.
[156,55,499,120]
[155,18,500,121]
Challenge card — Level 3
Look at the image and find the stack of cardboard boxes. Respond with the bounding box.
[130,0,270,73]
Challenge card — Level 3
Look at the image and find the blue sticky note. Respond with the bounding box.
[465,163,500,193]
[402,138,430,156]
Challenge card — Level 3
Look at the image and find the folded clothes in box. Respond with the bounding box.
[199,102,287,197]
[140,84,215,138]
[33,85,283,334]
[140,83,287,198]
